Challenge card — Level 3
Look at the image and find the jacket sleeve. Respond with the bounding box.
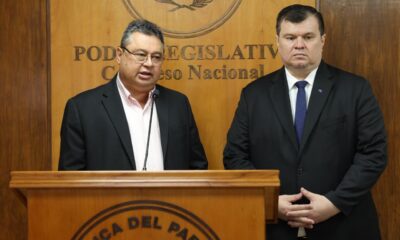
[223,90,256,169]
[58,98,87,170]
[325,80,387,215]
[185,96,208,169]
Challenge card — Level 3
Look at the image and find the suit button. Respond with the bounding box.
[297,168,303,176]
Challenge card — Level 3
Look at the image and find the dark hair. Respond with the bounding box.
[120,19,164,48]
[276,4,325,36]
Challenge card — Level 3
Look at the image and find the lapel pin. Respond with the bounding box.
[318,89,323,93]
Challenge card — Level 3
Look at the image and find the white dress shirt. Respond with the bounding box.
[117,75,164,171]
[285,67,318,122]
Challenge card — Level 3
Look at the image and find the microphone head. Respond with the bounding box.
[152,89,160,99]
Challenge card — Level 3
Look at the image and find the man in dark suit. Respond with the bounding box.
[224,4,386,239]
[59,19,207,171]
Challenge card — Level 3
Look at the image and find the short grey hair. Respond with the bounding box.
[120,19,164,48]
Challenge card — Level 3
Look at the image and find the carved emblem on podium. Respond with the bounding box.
[72,200,220,240]
[122,0,241,38]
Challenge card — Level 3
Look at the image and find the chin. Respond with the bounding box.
[292,63,308,69]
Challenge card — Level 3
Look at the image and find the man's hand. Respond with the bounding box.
[278,192,314,229]
[286,187,340,227]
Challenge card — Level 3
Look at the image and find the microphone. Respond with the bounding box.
[142,89,159,171]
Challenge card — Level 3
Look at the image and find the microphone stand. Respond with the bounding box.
[142,89,159,171]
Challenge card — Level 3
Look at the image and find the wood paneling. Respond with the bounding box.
[49,0,315,170]
[320,0,400,239]
[0,0,51,239]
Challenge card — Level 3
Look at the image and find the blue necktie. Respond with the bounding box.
[294,81,308,144]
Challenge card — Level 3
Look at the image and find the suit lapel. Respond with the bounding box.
[300,62,334,153]
[101,78,136,169]
[269,68,299,150]
[155,85,168,159]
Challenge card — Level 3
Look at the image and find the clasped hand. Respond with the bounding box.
[278,187,340,229]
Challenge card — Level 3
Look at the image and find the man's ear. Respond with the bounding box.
[276,34,280,48]
[116,47,123,64]
[321,34,326,46]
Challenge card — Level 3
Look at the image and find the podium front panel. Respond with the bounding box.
[28,188,266,239]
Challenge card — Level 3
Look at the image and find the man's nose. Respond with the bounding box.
[294,37,305,48]
[143,55,154,66]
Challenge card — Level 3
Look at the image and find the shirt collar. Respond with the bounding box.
[285,67,318,90]
[116,73,156,106]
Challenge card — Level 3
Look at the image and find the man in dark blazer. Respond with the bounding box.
[59,19,207,171]
[224,5,387,240]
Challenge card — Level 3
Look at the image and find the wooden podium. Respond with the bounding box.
[10,170,279,239]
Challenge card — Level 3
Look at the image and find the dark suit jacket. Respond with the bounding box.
[59,77,207,170]
[224,61,387,239]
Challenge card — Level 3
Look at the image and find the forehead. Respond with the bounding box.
[126,32,163,52]
[279,15,320,36]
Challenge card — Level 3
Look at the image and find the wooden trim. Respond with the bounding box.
[10,170,280,189]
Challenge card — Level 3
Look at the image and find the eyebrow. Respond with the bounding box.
[127,48,163,56]
[282,32,316,37]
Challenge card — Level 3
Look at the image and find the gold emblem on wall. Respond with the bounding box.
[122,0,241,38]
[156,0,213,12]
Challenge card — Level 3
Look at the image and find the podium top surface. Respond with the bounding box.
[10,170,280,189]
